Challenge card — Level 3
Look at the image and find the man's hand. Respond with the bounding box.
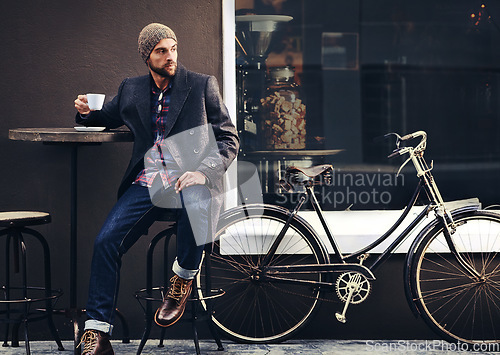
[175,171,206,193]
[74,95,91,115]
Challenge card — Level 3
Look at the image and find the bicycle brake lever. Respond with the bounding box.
[388,148,402,159]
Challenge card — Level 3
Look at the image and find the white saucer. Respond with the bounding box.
[235,15,293,22]
[74,126,106,132]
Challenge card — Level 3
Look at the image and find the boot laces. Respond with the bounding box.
[167,275,190,303]
[77,330,98,354]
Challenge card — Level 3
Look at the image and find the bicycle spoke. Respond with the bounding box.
[420,282,474,305]
[426,238,475,279]
[218,282,253,321]
[264,285,300,334]
[414,212,500,344]
[198,207,325,343]
[211,253,253,276]
[445,285,480,336]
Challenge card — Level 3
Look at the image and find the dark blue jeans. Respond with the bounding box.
[84,183,210,333]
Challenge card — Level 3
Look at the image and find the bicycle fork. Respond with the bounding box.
[438,212,482,280]
[422,163,482,280]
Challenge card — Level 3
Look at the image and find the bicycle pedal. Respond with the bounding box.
[335,312,346,323]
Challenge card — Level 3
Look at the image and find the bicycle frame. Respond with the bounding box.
[262,131,481,283]
[306,179,431,270]
[262,179,429,282]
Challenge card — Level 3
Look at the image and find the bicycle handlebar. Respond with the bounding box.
[386,130,427,159]
[400,130,427,143]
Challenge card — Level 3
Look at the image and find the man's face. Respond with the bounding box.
[147,38,178,78]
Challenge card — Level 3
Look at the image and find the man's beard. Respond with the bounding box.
[148,60,177,78]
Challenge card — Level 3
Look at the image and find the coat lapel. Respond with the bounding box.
[134,64,191,140]
[163,63,191,137]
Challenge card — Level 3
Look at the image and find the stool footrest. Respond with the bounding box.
[135,286,225,302]
[0,286,63,304]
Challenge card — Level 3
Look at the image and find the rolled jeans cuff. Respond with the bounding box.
[172,258,199,280]
[85,319,114,335]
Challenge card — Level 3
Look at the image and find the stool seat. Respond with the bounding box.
[0,210,63,354]
[0,212,51,227]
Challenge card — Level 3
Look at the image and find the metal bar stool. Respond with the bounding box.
[0,211,64,354]
[134,215,224,355]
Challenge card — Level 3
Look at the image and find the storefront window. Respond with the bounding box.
[234,0,500,210]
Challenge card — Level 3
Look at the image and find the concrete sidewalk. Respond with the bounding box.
[1,339,498,354]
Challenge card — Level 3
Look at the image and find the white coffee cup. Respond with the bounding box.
[87,93,106,110]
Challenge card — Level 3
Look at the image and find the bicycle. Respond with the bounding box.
[196,131,500,348]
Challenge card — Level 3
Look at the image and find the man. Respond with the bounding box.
[74,23,239,354]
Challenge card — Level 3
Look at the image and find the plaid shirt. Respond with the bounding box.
[133,80,181,188]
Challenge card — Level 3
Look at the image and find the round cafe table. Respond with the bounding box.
[8,127,134,353]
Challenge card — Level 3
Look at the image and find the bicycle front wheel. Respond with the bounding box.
[197,204,328,343]
[411,210,500,346]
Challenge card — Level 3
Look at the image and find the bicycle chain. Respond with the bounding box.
[267,280,342,304]
[265,256,372,304]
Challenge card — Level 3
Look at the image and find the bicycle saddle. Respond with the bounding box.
[286,164,333,177]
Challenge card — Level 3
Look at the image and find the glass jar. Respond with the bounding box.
[260,66,306,150]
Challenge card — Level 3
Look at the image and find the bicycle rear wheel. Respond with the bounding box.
[197,204,328,343]
[411,210,500,347]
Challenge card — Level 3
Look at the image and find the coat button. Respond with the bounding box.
[189,130,195,135]
[194,149,199,154]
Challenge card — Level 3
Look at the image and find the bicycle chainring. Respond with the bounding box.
[335,272,371,304]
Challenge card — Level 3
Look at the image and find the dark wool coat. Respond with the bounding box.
[76,63,239,237]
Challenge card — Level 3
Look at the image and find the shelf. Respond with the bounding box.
[244,149,344,157]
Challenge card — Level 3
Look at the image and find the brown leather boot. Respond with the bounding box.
[154,274,193,327]
[78,329,114,355]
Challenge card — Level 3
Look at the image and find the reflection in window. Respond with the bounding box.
[235,0,500,210]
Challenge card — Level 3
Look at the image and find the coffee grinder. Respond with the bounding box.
[235,14,292,152]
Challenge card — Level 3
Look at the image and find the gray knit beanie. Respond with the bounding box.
[138,23,177,62]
